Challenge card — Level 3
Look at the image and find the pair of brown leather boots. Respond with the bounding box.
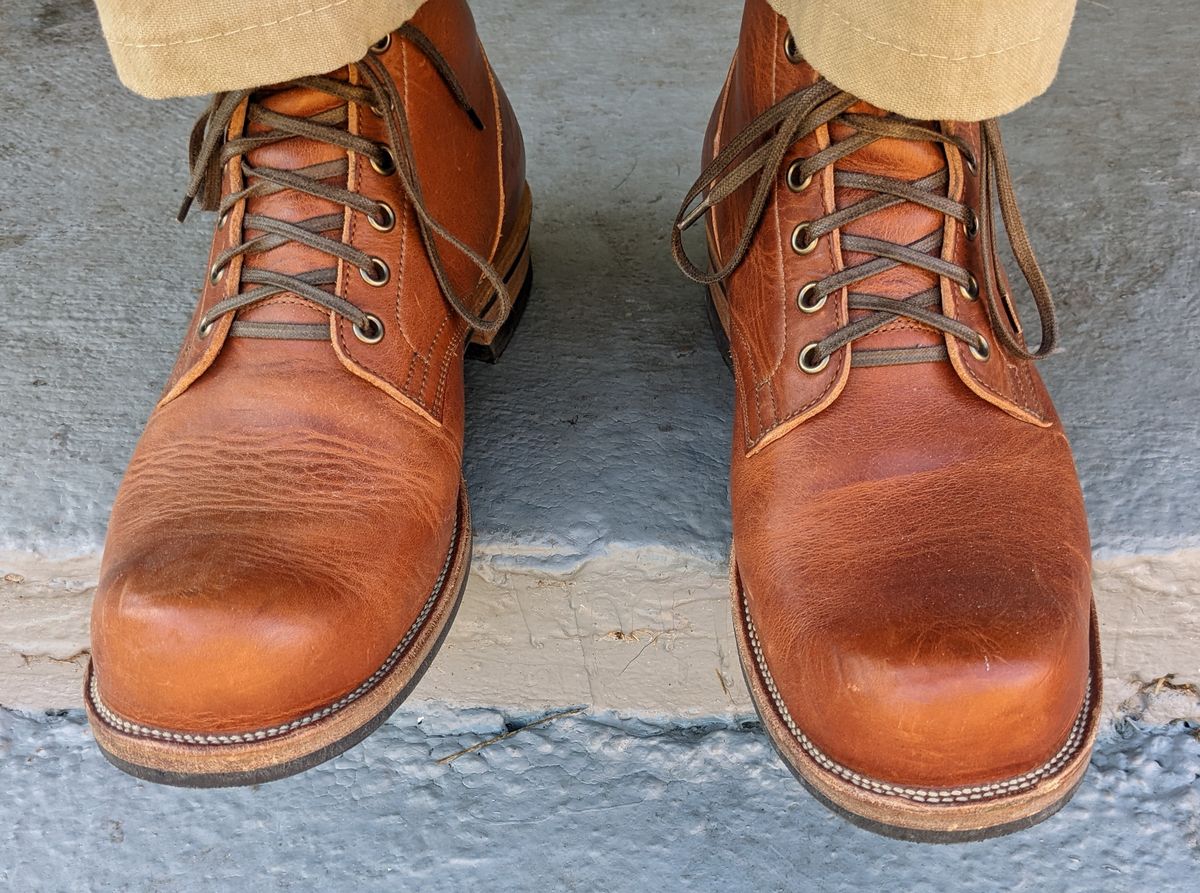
[85,0,1100,841]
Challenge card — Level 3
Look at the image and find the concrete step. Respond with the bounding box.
[1,705,1197,890]
[1,0,1197,732]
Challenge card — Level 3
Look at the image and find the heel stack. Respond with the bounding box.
[466,186,533,364]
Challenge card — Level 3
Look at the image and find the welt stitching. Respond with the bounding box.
[90,519,459,746]
[110,0,364,49]
[743,596,1090,803]
[811,0,1072,63]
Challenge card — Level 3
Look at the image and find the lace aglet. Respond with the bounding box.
[678,200,711,232]
[176,194,195,223]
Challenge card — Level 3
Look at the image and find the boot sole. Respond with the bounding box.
[731,555,1102,841]
[706,280,1101,839]
[86,486,473,788]
[85,189,535,788]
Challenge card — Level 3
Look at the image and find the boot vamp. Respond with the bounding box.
[92,336,461,735]
[733,359,1093,789]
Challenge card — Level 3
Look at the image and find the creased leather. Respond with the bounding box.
[91,0,526,735]
[715,0,1094,788]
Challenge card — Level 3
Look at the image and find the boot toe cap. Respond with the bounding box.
[743,554,1093,791]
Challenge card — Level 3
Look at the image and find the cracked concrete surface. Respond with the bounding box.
[2,706,1199,891]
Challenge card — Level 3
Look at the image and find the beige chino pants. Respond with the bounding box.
[94,0,1076,121]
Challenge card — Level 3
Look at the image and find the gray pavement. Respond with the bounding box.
[2,706,1198,892]
[1,3,1198,889]
[1,0,1198,564]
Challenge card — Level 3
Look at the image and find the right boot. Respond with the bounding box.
[84,0,532,786]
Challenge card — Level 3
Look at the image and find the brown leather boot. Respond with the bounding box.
[674,0,1099,839]
[85,0,532,786]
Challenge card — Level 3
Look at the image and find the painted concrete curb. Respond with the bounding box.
[4,547,1198,732]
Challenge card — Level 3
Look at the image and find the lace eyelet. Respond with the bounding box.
[197,319,214,338]
[784,32,802,64]
[959,275,979,301]
[360,257,390,287]
[791,223,818,255]
[218,211,229,229]
[371,33,392,54]
[965,210,979,241]
[371,147,397,176]
[970,336,991,362]
[369,202,396,232]
[963,152,978,176]
[786,160,813,193]
[209,263,226,285]
[796,282,825,313]
[354,313,385,344]
[797,343,829,374]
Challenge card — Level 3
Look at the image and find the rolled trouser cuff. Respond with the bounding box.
[769,0,1076,120]
[95,0,428,98]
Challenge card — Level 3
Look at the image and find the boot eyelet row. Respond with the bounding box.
[791,223,818,255]
[371,147,398,177]
[797,342,829,374]
[786,160,813,193]
[784,32,802,64]
[360,257,390,287]
[796,282,825,313]
[353,313,386,344]
[369,202,396,232]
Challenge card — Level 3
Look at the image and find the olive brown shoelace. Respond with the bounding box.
[672,77,1059,371]
[180,25,508,344]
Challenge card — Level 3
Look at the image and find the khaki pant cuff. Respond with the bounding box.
[770,0,1075,120]
[96,0,427,99]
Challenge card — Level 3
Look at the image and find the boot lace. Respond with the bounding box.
[672,77,1058,370]
[180,25,508,344]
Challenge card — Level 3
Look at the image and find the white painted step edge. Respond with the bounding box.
[2,547,1198,732]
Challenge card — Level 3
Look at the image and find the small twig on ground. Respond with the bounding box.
[436,707,586,765]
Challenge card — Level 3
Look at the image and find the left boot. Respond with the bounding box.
[85,0,531,786]
[674,0,1100,840]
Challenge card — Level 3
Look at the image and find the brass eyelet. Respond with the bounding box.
[964,210,979,241]
[796,282,825,313]
[360,257,390,287]
[970,336,991,362]
[786,160,813,193]
[784,32,802,64]
[218,211,229,229]
[797,343,829,374]
[369,202,396,232]
[353,313,385,344]
[791,223,818,255]
[197,319,214,338]
[371,147,397,176]
[209,263,225,285]
[959,275,979,301]
[963,152,978,176]
[371,33,392,54]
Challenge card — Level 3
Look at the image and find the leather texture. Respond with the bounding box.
[91,0,525,735]
[712,0,1094,788]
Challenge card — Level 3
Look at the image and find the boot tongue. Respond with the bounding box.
[233,76,354,329]
[828,101,949,351]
